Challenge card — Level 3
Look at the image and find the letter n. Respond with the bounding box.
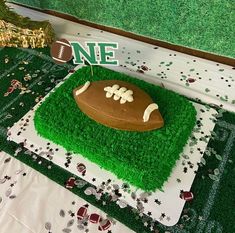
[70,42,98,65]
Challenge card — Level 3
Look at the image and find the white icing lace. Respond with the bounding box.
[104,84,134,104]
[143,103,159,122]
[75,81,90,96]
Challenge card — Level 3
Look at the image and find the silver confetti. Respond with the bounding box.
[75,180,87,188]
[6,114,12,119]
[112,184,119,190]
[47,151,54,156]
[77,224,85,230]
[62,228,71,233]
[139,192,150,200]
[45,222,52,230]
[95,192,102,200]
[14,147,22,156]
[25,150,32,155]
[67,219,74,228]
[137,202,144,212]
[111,194,118,202]
[5,188,12,197]
[215,154,222,161]
[200,157,206,165]
[39,152,46,157]
[117,199,128,208]
[9,195,16,199]
[209,174,219,181]
[0,178,6,184]
[45,87,51,91]
[15,169,24,175]
[84,187,96,196]
[131,192,137,200]
[214,168,220,175]
[59,209,66,217]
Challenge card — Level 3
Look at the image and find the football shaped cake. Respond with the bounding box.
[34,66,196,191]
[73,80,164,131]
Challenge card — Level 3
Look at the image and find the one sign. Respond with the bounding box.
[50,38,118,66]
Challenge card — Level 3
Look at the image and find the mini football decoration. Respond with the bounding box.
[180,191,194,201]
[65,177,76,189]
[50,38,73,64]
[88,213,102,224]
[98,219,112,231]
[73,80,164,131]
[77,163,86,176]
[77,204,89,220]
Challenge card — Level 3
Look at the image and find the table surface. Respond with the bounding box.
[0,3,235,233]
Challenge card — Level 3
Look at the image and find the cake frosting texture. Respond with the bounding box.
[34,66,196,191]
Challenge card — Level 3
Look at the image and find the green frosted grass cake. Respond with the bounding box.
[34,66,196,191]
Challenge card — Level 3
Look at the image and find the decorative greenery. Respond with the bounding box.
[34,66,196,191]
[0,0,54,46]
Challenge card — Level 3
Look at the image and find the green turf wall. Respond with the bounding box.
[9,0,235,59]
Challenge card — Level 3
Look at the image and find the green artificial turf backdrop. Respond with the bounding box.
[1,47,235,233]
[34,65,196,191]
[10,0,235,58]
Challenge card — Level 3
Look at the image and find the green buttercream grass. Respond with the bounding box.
[34,66,196,191]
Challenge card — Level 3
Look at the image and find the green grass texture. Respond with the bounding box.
[34,66,196,191]
[9,0,235,58]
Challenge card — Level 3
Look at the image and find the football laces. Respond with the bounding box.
[104,84,134,104]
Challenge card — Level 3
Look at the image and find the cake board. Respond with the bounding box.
[8,65,217,226]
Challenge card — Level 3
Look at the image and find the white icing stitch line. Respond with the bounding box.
[143,103,158,122]
[58,45,65,59]
[104,84,134,104]
[52,56,67,63]
[75,81,90,96]
[56,40,71,47]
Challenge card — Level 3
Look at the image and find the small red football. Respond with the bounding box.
[73,80,164,132]
[77,205,88,220]
[180,191,194,201]
[88,213,102,224]
[50,38,73,64]
[65,177,76,189]
[98,219,112,231]
[77,163,86,176]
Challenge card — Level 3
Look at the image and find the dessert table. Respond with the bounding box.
[0,3,235,233]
